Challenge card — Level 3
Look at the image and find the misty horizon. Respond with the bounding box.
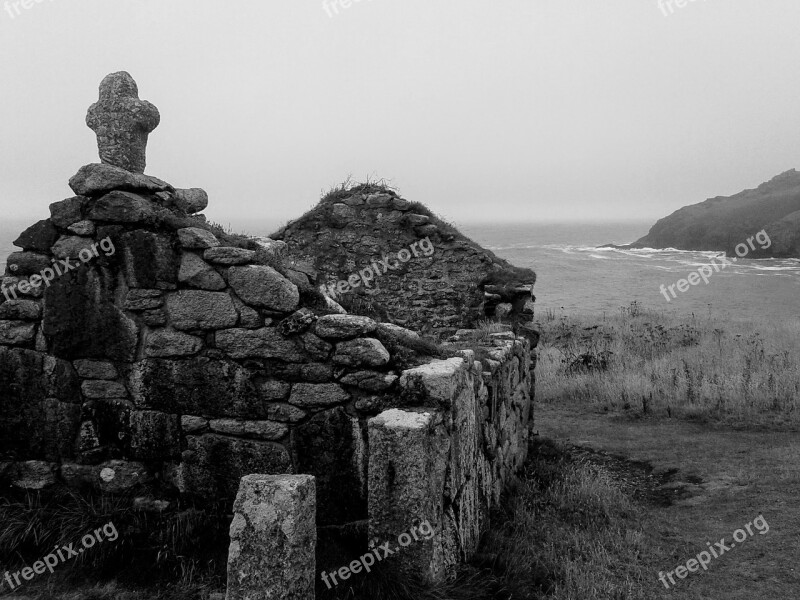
[2,1,800,227]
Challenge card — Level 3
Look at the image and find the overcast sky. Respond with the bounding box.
[1,0,799,230]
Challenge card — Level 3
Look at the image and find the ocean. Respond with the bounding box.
[465,221,800,324]
[2,219,798,323]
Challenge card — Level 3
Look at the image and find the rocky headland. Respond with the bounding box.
[630,169,800,258]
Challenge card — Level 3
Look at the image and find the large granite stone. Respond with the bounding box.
[178,253,225,290]
[8,461,57,490]
[145,329,203,358]
[208,419,288,441]
[51,235,97,260]
[315,314,377,339]
[256,379,292,401]
[128,357,271,417]
[333,338,390,368]
[124,289,163,311]
[399,358,466,406]
[173,188,209,214]
[67,220,97,236]
[0,300,42,321]
[4,252,52,277]
[43,267,139,362]
[73,359,118,380]
[13,220,59,252]
[215,327,305,362]
[2,276,40,300]
[288,383,350,408]
[41,399,82,461]
[232,297,262,329]
[82,380,128,399]
[167,291,237,330]
[181,415,209,434]
[61,460,153,493]
[119,229,179,289]
[299,332,332,361]
[49,196,88,228]
[204,247,256,265]
[339,370,399,391]
[0,348,80,460]
[376,322,421,346]
[265,403,307,423]
[181,434,292,500]
[177,227,219,249]
[129,410,180,460]
[277,309,316,337]
[227,475,316,600]
[368,409,452,583]
[69,163,172,197]
[228,266,299,312]
[0,320,36,345]
[89,191,160,225]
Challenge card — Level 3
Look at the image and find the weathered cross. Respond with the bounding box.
[86,71,160,174]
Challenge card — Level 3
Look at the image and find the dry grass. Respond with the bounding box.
[316,437,658,600]
[476,438,656,600]
[535,302,800,426]
[0,487,228,598]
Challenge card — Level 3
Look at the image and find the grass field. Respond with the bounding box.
[524,305,800,599]
[535,302,800,428]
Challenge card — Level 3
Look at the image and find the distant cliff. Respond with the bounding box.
[634,170,800,258]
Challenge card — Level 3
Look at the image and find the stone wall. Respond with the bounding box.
[272,186,537,332]
[0,166,534,543]
[369,335,533,581]
[0,165,405,518]
[225,335,533,597]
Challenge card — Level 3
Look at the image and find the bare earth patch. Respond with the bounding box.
[536,403,800,599]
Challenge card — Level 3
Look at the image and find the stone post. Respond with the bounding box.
[367,408,453,584]
[227,474,316,600]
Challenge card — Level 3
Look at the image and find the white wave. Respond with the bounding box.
[748,265,800,272]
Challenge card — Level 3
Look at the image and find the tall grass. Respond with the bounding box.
[477,438,655,600]
[0,487,228,597]
[317,436,657,600]
[535,302,800,425]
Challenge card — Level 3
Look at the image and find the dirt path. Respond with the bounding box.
[535,404,800,599]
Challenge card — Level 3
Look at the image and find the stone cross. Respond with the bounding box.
[86,72,160,174]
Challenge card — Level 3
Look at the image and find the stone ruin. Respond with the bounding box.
[273,188,538,334]
[0,72,538,598]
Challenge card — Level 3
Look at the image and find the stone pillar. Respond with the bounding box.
[367,408,453,584]
[227,474,316,600]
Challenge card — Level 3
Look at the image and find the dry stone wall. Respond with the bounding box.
[368,335,532,581]
[272,187,538,333]
[0,166,533,541]
[0,164,425,523]
[226,335,533,597]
